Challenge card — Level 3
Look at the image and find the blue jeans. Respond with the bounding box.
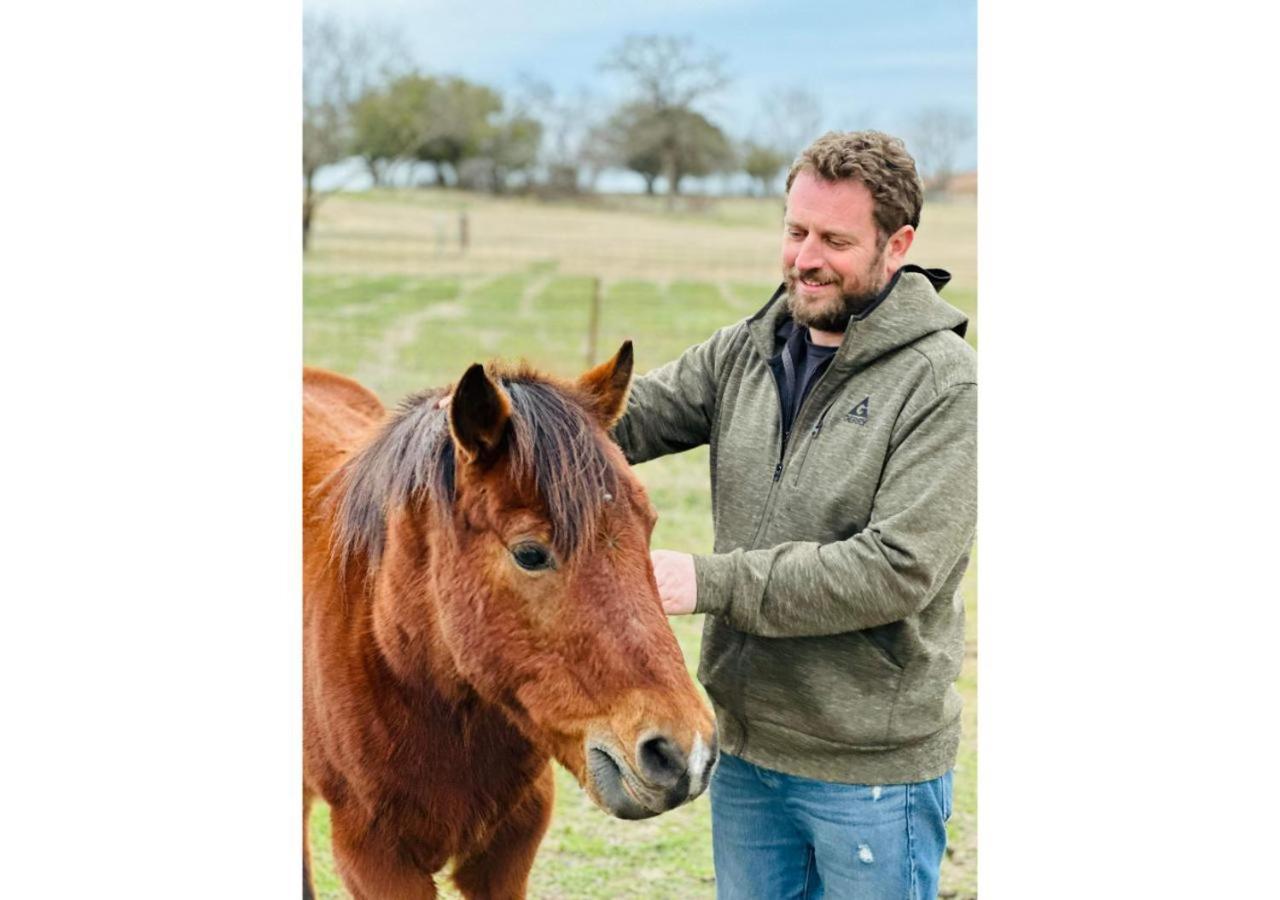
[709,753,952,899]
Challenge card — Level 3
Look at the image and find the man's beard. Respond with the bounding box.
[785,252,886,333]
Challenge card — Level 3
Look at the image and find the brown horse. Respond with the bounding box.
[302,343,718,899]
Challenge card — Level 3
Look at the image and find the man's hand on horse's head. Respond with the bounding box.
[651,549,697,616]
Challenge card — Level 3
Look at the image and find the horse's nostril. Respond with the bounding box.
[637,734,688,788]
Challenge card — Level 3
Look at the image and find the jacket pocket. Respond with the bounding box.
[738,631,903,750]
[778,413,882,537]
[861,622,904,671]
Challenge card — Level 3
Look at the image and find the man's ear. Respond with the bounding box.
[449,363,511,465]
[576,340,634,428]
[886,224,915,269]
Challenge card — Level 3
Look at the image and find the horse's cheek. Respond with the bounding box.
[440,556,533,685]
[425,554,490,669]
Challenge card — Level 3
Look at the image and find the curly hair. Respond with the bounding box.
[785,130,924,239]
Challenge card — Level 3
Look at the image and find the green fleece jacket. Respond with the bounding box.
[612,265,976,785]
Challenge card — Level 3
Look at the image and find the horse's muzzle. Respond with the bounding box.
[585,730,719,820]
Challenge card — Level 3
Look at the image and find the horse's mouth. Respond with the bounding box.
[585,743,663,820]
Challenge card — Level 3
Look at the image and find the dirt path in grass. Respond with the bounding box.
[517,272,554,319]
[352,275,494,391]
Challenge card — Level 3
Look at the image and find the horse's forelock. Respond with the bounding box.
[331,374,618,578]
[503,379,618,561]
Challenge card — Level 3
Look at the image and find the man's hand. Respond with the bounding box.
[651,549,697,616]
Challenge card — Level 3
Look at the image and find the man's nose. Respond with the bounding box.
[794,235,825,272]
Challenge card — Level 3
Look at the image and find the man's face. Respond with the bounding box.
[782,170,911,333]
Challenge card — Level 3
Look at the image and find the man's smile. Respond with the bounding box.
[796,274,837,295]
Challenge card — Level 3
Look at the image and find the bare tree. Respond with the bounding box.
[603,34,729,110]
[576,121,618,194]
[758,86,825,161]
[906,106,976,193]
[302,13,405,249]
[601,35,730,208]
[508,77,603,194]
[739,86,824,196]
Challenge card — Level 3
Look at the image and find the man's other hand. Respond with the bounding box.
[651,549,696,616]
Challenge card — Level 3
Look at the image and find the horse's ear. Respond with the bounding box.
[449,364,511,465]
[577,340,634,428]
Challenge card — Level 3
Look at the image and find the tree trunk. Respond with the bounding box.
[664,154,678,212]
[643,175,656,195]
[303,172,315,251]
[666,173,682,212]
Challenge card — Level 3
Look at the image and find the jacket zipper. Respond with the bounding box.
[789,401,837,486]
[777,358,841,472]
[746,369,790,549]
[771,361,789,481]
[749,356,839,546]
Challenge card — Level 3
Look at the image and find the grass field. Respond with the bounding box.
[304,188,978,898]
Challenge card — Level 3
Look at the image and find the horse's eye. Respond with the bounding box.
[511,542,553,571]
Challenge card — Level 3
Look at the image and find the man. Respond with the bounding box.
[611,130,976,899]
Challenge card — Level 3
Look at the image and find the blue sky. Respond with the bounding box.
[307,0,976,187]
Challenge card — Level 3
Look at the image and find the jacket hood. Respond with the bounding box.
[747,265,968,372]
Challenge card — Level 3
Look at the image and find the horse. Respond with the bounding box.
[302,342,718,899]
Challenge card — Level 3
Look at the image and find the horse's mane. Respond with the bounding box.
[331,365,619,576]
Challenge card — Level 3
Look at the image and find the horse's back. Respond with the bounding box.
[303,367,385,494]
[305,366,384,421]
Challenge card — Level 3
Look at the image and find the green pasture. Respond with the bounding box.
[304,189,978,899]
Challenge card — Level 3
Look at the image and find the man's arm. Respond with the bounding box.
[688,382,976,637]
[611,323,743,464]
